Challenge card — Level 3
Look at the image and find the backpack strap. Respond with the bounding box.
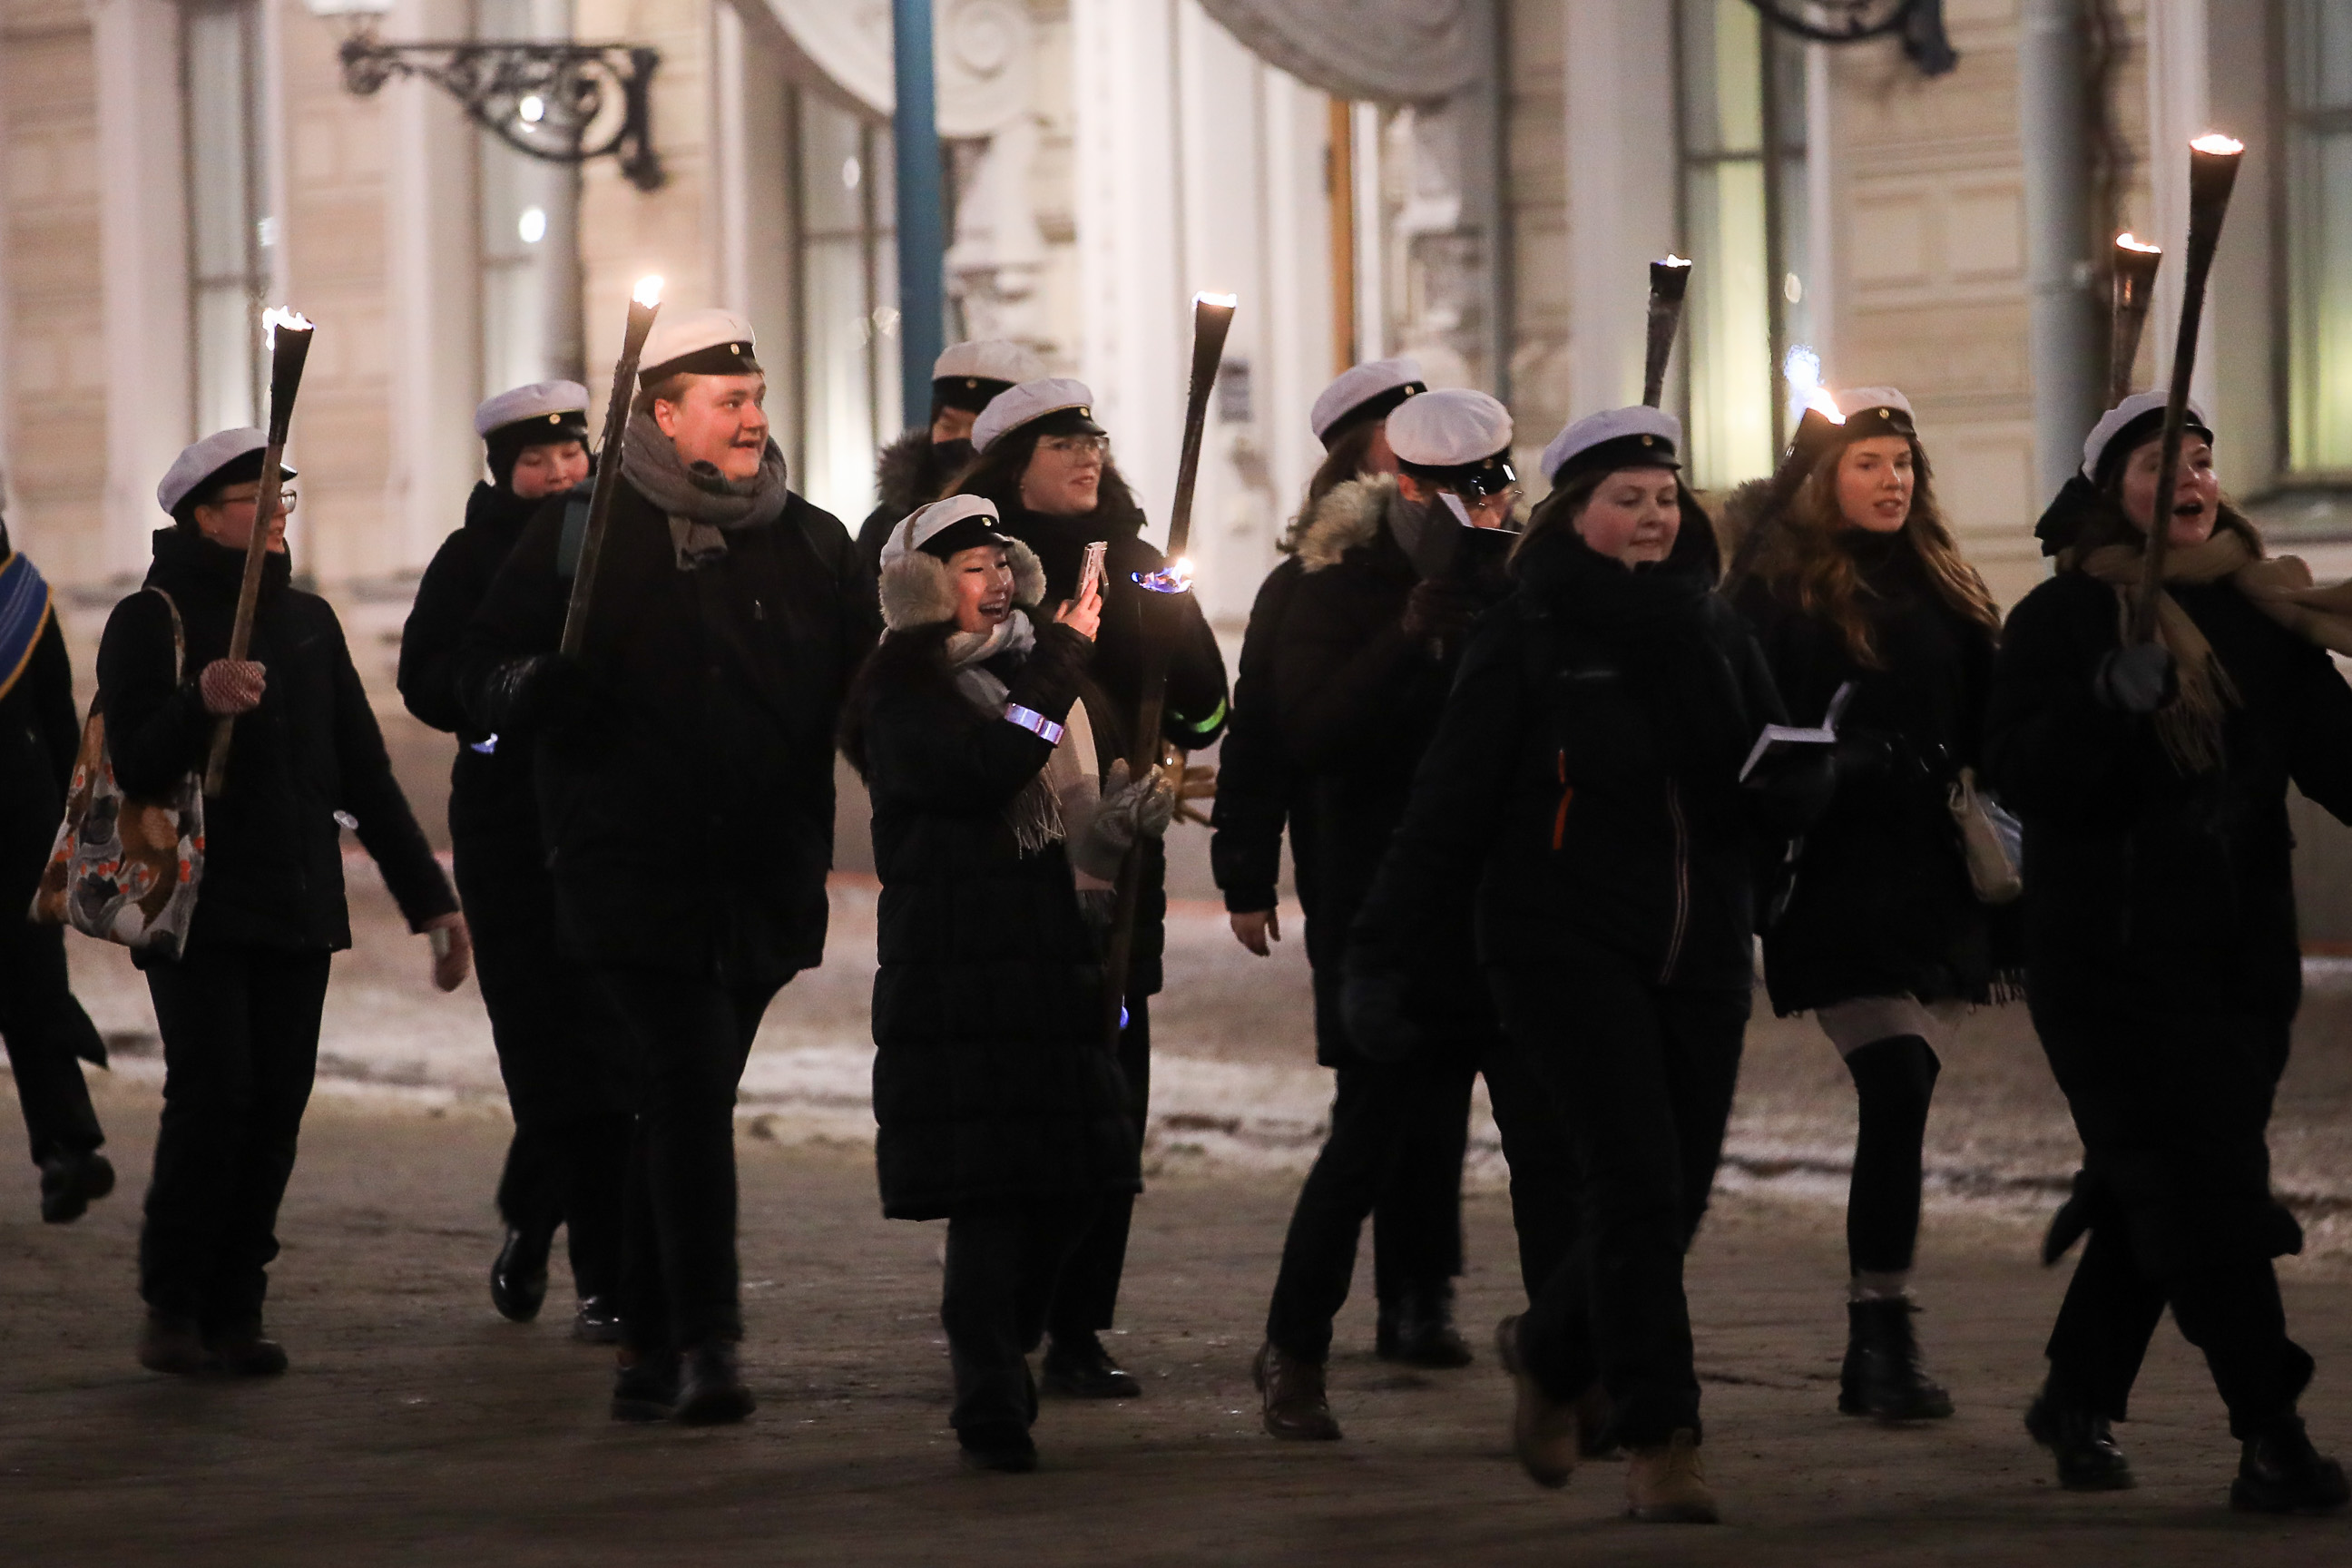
[149,588,186,684]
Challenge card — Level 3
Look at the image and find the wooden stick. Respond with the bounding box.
[2132,137,2242,643]
[562,278,664,657]
[203,311,314,798]
[1100,292,1236,1046]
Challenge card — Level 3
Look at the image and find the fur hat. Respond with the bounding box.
[878,536,1048,632]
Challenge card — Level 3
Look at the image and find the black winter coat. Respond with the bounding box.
[1354,525,1801,994]
[1208,555,1305,916]
[1277,482,1504,1060]
[462,475,878,987]
[97,529,456,951]
[982,489,1230,997]
[398,481,547,842]
[1985,565,2352,1267]
[855,429,973,573]
[846,621,1142,1220]
[0,556,79,908]
[1736,532,2004,1013]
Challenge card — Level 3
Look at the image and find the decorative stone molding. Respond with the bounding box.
[758,0,1033,137]
[1194,0,1478,103]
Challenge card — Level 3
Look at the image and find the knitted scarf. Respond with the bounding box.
[2076,518,2352,773]
[945,612,1100,856]
[618,411,791,569]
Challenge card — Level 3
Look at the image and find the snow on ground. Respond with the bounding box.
[49,856,2352,1253]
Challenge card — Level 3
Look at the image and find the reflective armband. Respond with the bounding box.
[1004,703,1065,745]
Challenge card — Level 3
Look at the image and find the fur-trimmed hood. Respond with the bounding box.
[878,536,1049,632]
[1289,474,1398,573]
[874,427,972,521]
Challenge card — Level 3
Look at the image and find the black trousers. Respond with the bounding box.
[597,967,779,1355]
[0,920,104,1167]
[1046,997,1149,1341]
[1494,936,1749,1447]
[944,1198,1099,1436]
[2032,984,2310,1439]
[140,943,332,1334]
[1264,1029,1577,1365]
[1367,1061,1472,1308]
[455,833,631,1299]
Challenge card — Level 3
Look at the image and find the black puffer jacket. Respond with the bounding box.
[0,536,79,907]
[855,429,974,573]
[1208,554,1304,917]
[398,481,551,841]
[96,528,456,951]
[1735,531,2004,1013]
[977,485,1230,997]
[462,475,878,987]
[1353,523,1803,993]
[1986,563,2352,1266]
[844,621,1141,1220]
[1277,478,1508,1059]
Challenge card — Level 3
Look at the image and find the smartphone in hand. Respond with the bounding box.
[1077,540,1109,602]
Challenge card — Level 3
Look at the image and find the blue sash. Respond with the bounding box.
[0,549,53,702]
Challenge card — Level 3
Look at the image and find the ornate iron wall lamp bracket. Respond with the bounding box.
[336,33,666,191]
[1744,0,1958,76]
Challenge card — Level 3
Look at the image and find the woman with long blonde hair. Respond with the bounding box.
[1728,387,2006,1424]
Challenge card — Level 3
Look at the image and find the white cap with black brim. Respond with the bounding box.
[969,377,1104,455]
[637,308,761,387]
[1389,387,1516,496]
[1539,406,1681,486]
[157,428,299,517]
[881,495,1012,569]
[1309,357,1426,446]
[2082,389,2213,489]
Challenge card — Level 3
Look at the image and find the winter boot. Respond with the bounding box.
[1495,1315,1578,1488]
[2230,1417,2350,1514]
[2024,1386,2135,1491]
[675,1341,756,1425]
[39,1150,113,1224]
[1626,1429,1718,1523]
[1376,1284,1475,1368]
[1252,1341,1342,1440]
[1839,1297,1953,1421]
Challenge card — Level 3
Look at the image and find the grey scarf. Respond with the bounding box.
[619,409,792,568]
[946,612,1101,856]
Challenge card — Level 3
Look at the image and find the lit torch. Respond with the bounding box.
[1642,256,1693,409]
[2108,232,2163,407]
[203,306,316,797]
[561,274,664,657]
[2133,134,2244,641]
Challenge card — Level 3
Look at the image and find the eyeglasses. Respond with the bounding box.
[214,486,299,514]
[1038,435,1111,459]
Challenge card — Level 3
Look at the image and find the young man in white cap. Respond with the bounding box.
[1249,387,1575,1440]
[103,428,466,1377]
[856,338,1045,572]
[401,382,632,1343]
[952,376,1230,1398]
[462,308,879,1426]
[0,508,114,1223]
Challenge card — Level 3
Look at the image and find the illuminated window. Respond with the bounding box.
[1675,0,1809,491]
[182,0,267,436]
[478,0,584,394]
[791,91,900,524]
[2284,0,2352,476]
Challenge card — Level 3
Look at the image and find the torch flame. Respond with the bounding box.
[2190,132,2244,156]
[1659,254,1692,269]
[633,275,664,309]
[1805,387,1847,426]
[1195,291,1238,309]
[2116,232,2161,254]
[262,306,313,345]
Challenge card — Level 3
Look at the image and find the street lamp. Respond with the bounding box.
[302,0,665,192]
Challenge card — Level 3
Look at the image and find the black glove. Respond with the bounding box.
[1340,966,1421,1063]
[1744,748,1838,835]
[505,654,604,734]
[1829,732,1894,787]
[1401,579,1481,642]
[2092,642,2177,715]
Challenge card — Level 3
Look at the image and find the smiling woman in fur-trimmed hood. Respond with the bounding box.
[838,495,1174,1475]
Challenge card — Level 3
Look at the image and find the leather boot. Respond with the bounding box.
[2230,1417,2350,1514]
[675,1341,756,1426]
[1041,1330,1141,1398]
[1839,1297,1953,1421]
[206,1326,289,1377]
[1252,1341,1342,1440]
[1626,1429,1718,1523]
[1376,1284,1475,1369]
[611,1348,680,1422]
[573,1296,623,1344]
[2024,1386,2135,1491]
[137,1309,208,1376]
[1495,1315,1577,1488]
[490,1222,554,1324]
[39,1150,114,1225]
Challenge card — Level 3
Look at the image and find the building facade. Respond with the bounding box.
[3,0,2347,667]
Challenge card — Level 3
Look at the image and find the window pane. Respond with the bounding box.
[1685,161,1776,489]
[799,238,875,522]
[2287,0,2352,475]
[184,3,260,431]
[1681,0,1763,157]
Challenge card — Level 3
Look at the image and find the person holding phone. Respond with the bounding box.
[842,495,1170,1472]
